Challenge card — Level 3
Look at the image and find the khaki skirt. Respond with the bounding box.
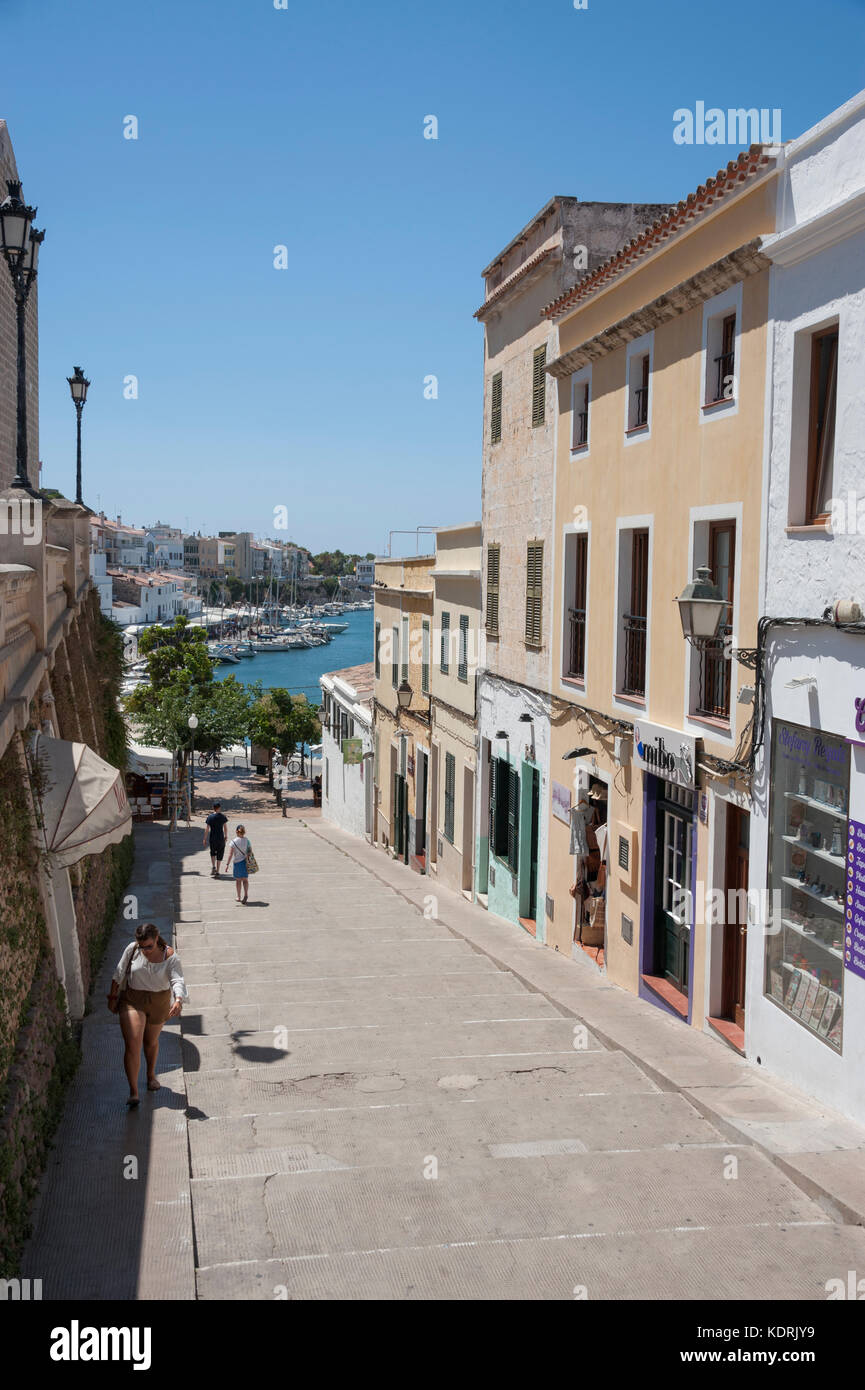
[119,986,172,1024]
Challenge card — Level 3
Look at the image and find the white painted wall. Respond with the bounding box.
[748,630,865,1124]
[321,708,373,841]
[476,672,551,937]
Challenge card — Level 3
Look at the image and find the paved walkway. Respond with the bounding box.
[23,815,865,1299]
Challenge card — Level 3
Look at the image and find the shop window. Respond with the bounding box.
[765,719,849,1051]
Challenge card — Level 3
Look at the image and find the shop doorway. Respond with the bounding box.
[721,806,749,1030]
[654,780,695,996]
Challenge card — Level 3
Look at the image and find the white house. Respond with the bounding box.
[749,89,865,1123]
[320,663,374,840]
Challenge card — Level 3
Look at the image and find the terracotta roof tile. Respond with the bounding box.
[541,146,776,321]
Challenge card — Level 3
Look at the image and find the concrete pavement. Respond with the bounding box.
[23,813,865,1300]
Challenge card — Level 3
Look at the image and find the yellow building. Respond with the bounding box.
[372,554,434,869]
[429,524,482,895]
[544,147,781,1049]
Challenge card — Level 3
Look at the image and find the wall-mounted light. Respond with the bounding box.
[495,729,508,741]
[396,680,413,709]
[675,566,729,644]
[563,746,593,760]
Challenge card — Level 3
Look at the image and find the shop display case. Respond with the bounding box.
[765,720,849,1051]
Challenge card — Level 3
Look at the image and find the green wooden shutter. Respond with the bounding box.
[532,346,547,427]
[375,621,381,679]
[486,544,500,636]
[458,614,469,682]
[440,610,450,673]
[525,542,543,648]
[422,620,430,693]
[401,616,409,683]
[493,758,509,858]
[490,372,503,444]
[444,752,455,842]
[507,766,520,872]
[392,625,399,687]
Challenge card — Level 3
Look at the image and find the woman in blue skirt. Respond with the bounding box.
[224,823,251,903]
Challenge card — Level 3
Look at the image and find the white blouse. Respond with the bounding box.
[113,941,188,1000]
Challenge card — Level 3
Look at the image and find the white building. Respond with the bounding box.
[320,663,374,840]
[749,89,865,1123]
[90,549,114,617]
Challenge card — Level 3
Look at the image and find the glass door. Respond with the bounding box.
[655,782,695,995]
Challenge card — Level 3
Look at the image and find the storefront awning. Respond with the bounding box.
[127,743,174,775]
[34,734,133,867]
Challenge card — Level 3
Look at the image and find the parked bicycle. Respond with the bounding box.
[286,753,303,776]
[198,750,222,769]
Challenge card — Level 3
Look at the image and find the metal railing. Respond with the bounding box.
[633,387,648,428]
[713,349,735,402]
[575,410,588,447]
[567,606,586,679]
[621,612,647,696]
[696,629,731,719]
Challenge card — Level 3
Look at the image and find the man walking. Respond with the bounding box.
[203,801,228,877]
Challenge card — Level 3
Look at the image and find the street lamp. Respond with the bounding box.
[396,679,412,709]
[675,566,729,644]
[188,713,199,814]
[67,366,90,506]
[0,181,44,495]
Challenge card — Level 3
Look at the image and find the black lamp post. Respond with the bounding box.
[0,181,44,495]
[67,366,90,505]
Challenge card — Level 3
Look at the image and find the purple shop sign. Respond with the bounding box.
[845,818,865,982]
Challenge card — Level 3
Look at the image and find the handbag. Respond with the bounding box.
[246,842,259,874]
[107,945,136,1013]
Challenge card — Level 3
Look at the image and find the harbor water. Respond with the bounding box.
[213,607,374,699]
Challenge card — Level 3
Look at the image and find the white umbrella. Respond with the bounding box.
[33,734,133,867]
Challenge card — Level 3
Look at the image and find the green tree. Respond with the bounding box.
[125,618,252,825]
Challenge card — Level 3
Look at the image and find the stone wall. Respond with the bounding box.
[0,592,131,1272]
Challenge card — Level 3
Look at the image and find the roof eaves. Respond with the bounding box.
[541,146,777,322]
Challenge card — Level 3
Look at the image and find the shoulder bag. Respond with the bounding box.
[108,945,137,1014]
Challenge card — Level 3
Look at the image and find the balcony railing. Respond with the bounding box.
[621,612,647,697]
[695,630,731,719]
[713,349,735,403]
[567,606,586,680]
[633,387,648,428]
[575,410,588,447]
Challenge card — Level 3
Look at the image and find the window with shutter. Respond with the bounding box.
[392,625,399,688]
[486,544,500,636]
[375,621,381,679]
[490,372,502,444]
[524,542,543,649]
[440,610,450,674]
[492,757,510,859]
[532,346,547,427]
[422,620,430,694]
[458,614,469,682]
[401,616,409,684]
[444,752,455,843]
[507,766,520,873]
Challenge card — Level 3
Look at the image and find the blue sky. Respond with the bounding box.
[3,0,864,554]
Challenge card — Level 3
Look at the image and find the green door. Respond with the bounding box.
[654,787,694,995]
